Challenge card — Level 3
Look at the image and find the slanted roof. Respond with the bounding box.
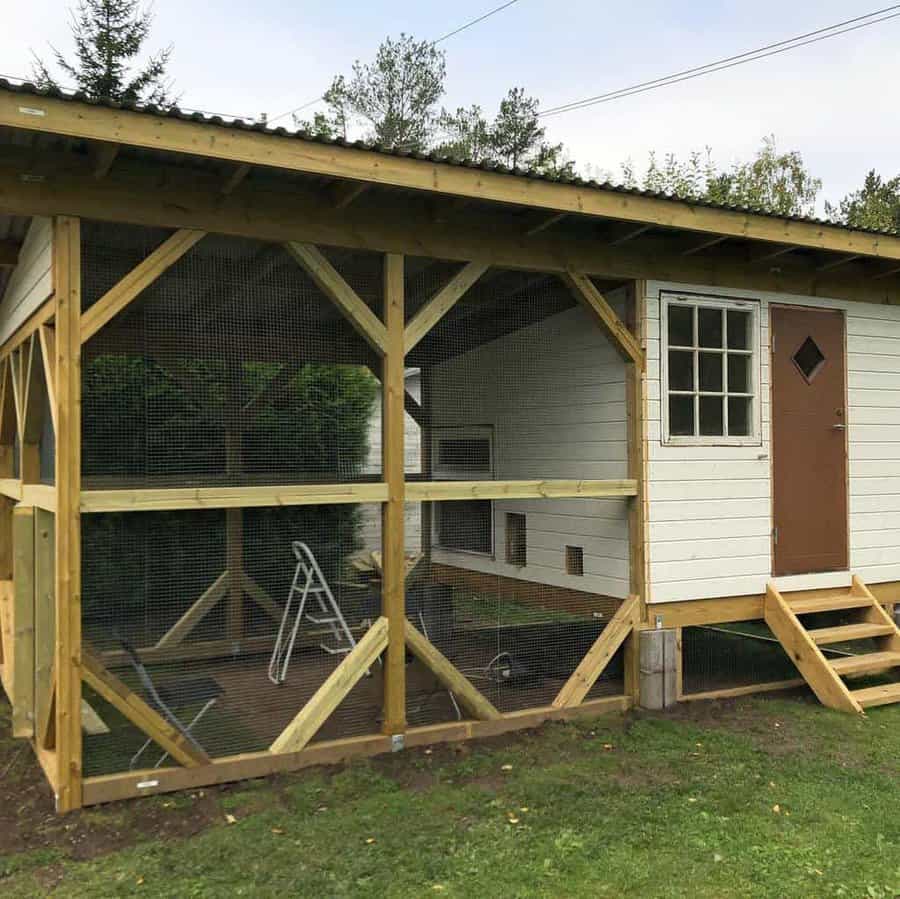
[1,77,899,306]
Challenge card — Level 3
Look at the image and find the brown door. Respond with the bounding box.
[771,305,848,576]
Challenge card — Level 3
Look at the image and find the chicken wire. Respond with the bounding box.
[81,503,386,776]
[81,223,386,487]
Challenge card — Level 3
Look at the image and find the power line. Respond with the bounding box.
[539,5,900,117]
[267,0,525,125]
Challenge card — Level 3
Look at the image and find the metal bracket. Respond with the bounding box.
[391,733,405,753]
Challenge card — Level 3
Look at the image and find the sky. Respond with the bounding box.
[2,0,899,210]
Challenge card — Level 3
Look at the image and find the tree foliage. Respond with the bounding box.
[32,0,174,105]
[300,34,445,150]
[621,137,822,217]
[826,170,900,233]
[436,88,574,177]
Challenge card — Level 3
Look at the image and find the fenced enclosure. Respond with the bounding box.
[20,220,641,801]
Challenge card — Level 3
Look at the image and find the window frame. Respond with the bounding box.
[660,292,762,447]
[431,426,495,556]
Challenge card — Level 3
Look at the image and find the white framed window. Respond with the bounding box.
[661,292,761,445]
[432,427,494,555]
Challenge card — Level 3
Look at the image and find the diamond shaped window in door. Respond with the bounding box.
[793,336,825,383]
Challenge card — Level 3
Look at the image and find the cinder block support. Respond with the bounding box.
[639,628,678,710]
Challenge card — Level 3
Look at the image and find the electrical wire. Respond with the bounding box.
[267,0,525,124]
[539,5,900,117]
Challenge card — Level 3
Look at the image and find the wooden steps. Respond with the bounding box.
[830,651,900,677]
[808,622,896,645]
[787,593,872,615]
[764,575,900,715]
[851,682,900,709]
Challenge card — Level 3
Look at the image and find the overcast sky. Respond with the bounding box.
[2,0,898,208]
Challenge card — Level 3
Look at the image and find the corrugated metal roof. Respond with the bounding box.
[0,76,896,239]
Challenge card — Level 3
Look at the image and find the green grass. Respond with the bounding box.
[1,696,898,897]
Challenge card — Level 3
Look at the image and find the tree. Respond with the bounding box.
[305,34,446,150]
[436,88,574,177]
[620,136,822,217]
[32,0,174,105]
[826,170,900,233]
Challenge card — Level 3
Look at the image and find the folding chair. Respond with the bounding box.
[119,639,224,770]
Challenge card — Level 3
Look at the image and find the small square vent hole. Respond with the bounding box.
[565,545,584,576]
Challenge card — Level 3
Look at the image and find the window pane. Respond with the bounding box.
[727,354,750,394]
[438,500,492,553]
[668,350,694,391]
[669,395,694,436]
[668,304,693,346]
[698,307,724,348]
[699,352,723,392]
[727,310,751,349]
[728,397,752,437]
[699,396,724,436]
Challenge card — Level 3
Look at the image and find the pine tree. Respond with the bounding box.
[33,0,175,106]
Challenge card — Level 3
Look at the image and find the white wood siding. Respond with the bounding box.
[645,279,900,603]
[430,301,630,598]
[0,217,53,345]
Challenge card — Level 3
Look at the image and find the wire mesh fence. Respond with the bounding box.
[81,503,386,776]
[81,224,385,487]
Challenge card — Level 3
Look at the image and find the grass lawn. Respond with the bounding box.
[0,692,897,897]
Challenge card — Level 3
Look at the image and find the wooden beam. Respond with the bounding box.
[330,180,370,210]
[382,253,406,735]
[220,163,251,196]
[525,212,567,237]
[750,244,800,264]
[53,215,83,812]
[90,141,119,180]
[81,650,210,766]
[404,261,489,353]
[681,678,805,702]
[33,508,55,749]
[0,238,21,268]
[553,595,641,708]
[80,482,389,512]
[283,242,388,355]
[561,271,644,367]
[11,506,35,737]
[154,571,230,649]
[682,235,728,256]
[81,694,629,805]
[4,90,900,259]
[405,619,502,720]
[609,224,652,246]
[406,479,637,501]
[2,159,900,306]
[817,254,861,272]
[270,616,389,754]
[37,325,57,434]
[80,229,207,343]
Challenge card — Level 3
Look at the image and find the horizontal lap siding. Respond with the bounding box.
[432,302,629,598]
[0,217,53,345]
[646,280,900,603]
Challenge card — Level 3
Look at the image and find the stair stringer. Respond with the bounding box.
[763,584,863,714]
[851,576,900,653]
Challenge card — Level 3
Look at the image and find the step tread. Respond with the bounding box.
[808,622,896,645]
[830,651,900,676]
[851,681,900,708]
[787,594,873,615]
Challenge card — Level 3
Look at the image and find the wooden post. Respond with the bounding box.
[34,509,55,749]
[11,505,35,737]
[382,254,406,735]
[624,280,648,703]
[54,215,83,812]
[419,367,432,564]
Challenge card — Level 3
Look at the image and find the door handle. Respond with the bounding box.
[832,424,847,430]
